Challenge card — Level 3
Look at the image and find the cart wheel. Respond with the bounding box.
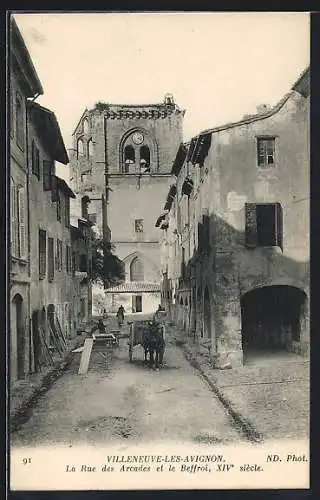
[129,345,133,362]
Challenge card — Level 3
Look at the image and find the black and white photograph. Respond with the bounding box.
[8,11,310,491]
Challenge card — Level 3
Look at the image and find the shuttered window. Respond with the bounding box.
[11,181,18,257]
[65,198,70,227]
[51,175,58,202]
[48,237,54,282]
[56,195,61,221]
[31,140,40,179]
[43,160,53,190]
[56,239,63,271]
[39,230,47,279]
[17,187,26,259]
[245,203,283,250]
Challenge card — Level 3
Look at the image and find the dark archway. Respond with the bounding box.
[12,294,25,379]
[203,287,211,339]
[241,285,307,356]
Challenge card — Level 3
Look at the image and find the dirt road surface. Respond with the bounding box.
[11,339,245,448]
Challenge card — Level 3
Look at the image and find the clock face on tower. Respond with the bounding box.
[132,132,144,145]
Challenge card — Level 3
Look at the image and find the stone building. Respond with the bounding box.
[69,95,185,314]
[10,17,43,381]
[158,67,309,368]
[10,18,94,380]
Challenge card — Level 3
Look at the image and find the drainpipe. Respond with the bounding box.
[26,92,40,373]
[25,99,32,373]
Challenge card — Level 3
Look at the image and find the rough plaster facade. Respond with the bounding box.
[159,69,309,368]
[69,96,184,314]
[10,19,43,381]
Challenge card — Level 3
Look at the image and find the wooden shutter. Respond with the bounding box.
[48,237,54,281]
[39,230,46,278]
[245,203,258,247]
[51,175,58,202]
[11,182,18,257]
[18,187,26,259]
[276,202,283,251]
[43,160,52,191]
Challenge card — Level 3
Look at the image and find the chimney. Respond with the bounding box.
[256,104,271,114]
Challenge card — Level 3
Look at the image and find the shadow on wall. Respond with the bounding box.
[175,209,309,358]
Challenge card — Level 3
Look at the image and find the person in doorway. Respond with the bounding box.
[116,305,125,328]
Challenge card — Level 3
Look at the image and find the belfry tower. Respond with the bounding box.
[69,94,185,314]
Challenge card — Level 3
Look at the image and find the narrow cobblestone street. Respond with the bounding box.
[11,339,245,448]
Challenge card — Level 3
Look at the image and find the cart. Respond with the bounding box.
[127,315,165,363]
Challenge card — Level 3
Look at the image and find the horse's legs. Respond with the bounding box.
[159,346,164,366]
[155,349,160,370]
[149,349,154,369]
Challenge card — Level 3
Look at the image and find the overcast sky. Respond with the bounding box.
[14,12,309,179]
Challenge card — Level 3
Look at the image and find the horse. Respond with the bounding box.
[143,321,165,370]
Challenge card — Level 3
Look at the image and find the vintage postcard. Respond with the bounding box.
[9,11,310,491]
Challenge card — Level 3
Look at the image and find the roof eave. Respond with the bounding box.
[11,17,44,97]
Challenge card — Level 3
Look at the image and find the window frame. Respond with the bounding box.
[17,186,27,260]
[245,202,283,250]
[39,229,47,279]
[48,237,55,282]
[256,136,276,168]
[134,219,144,233]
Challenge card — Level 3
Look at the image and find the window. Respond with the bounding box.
[39,229,47,279]
[56,195,61,221]
[43,160,53,190]
[11,181,18,257]
[257,137,275,167]
[83,118,89,134]
[56,239,63,271]
[134,219,144,233]
[140,145,150,173]
[245,203,283,249]
[81,196,90,219]
[77,138,84,158]
[17,187,27,259]
[51,175,58,202]
[48,237,54,282]
[124,145,135,173]
[31,141,40,179]
[65,198,70,227]
[66,245,71,273]
[130,257,144,281]
[87,139,94,157]
[15,92,24,149]
[72,251,76,275]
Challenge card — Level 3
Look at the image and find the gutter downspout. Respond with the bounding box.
[26,93,40,373]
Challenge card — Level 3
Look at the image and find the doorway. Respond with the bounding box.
[11,294,25,380]
[132,295,142,313]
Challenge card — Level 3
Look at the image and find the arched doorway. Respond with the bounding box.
[11,294,25,380]
[241,285,307,359]
[203,287,211,339]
